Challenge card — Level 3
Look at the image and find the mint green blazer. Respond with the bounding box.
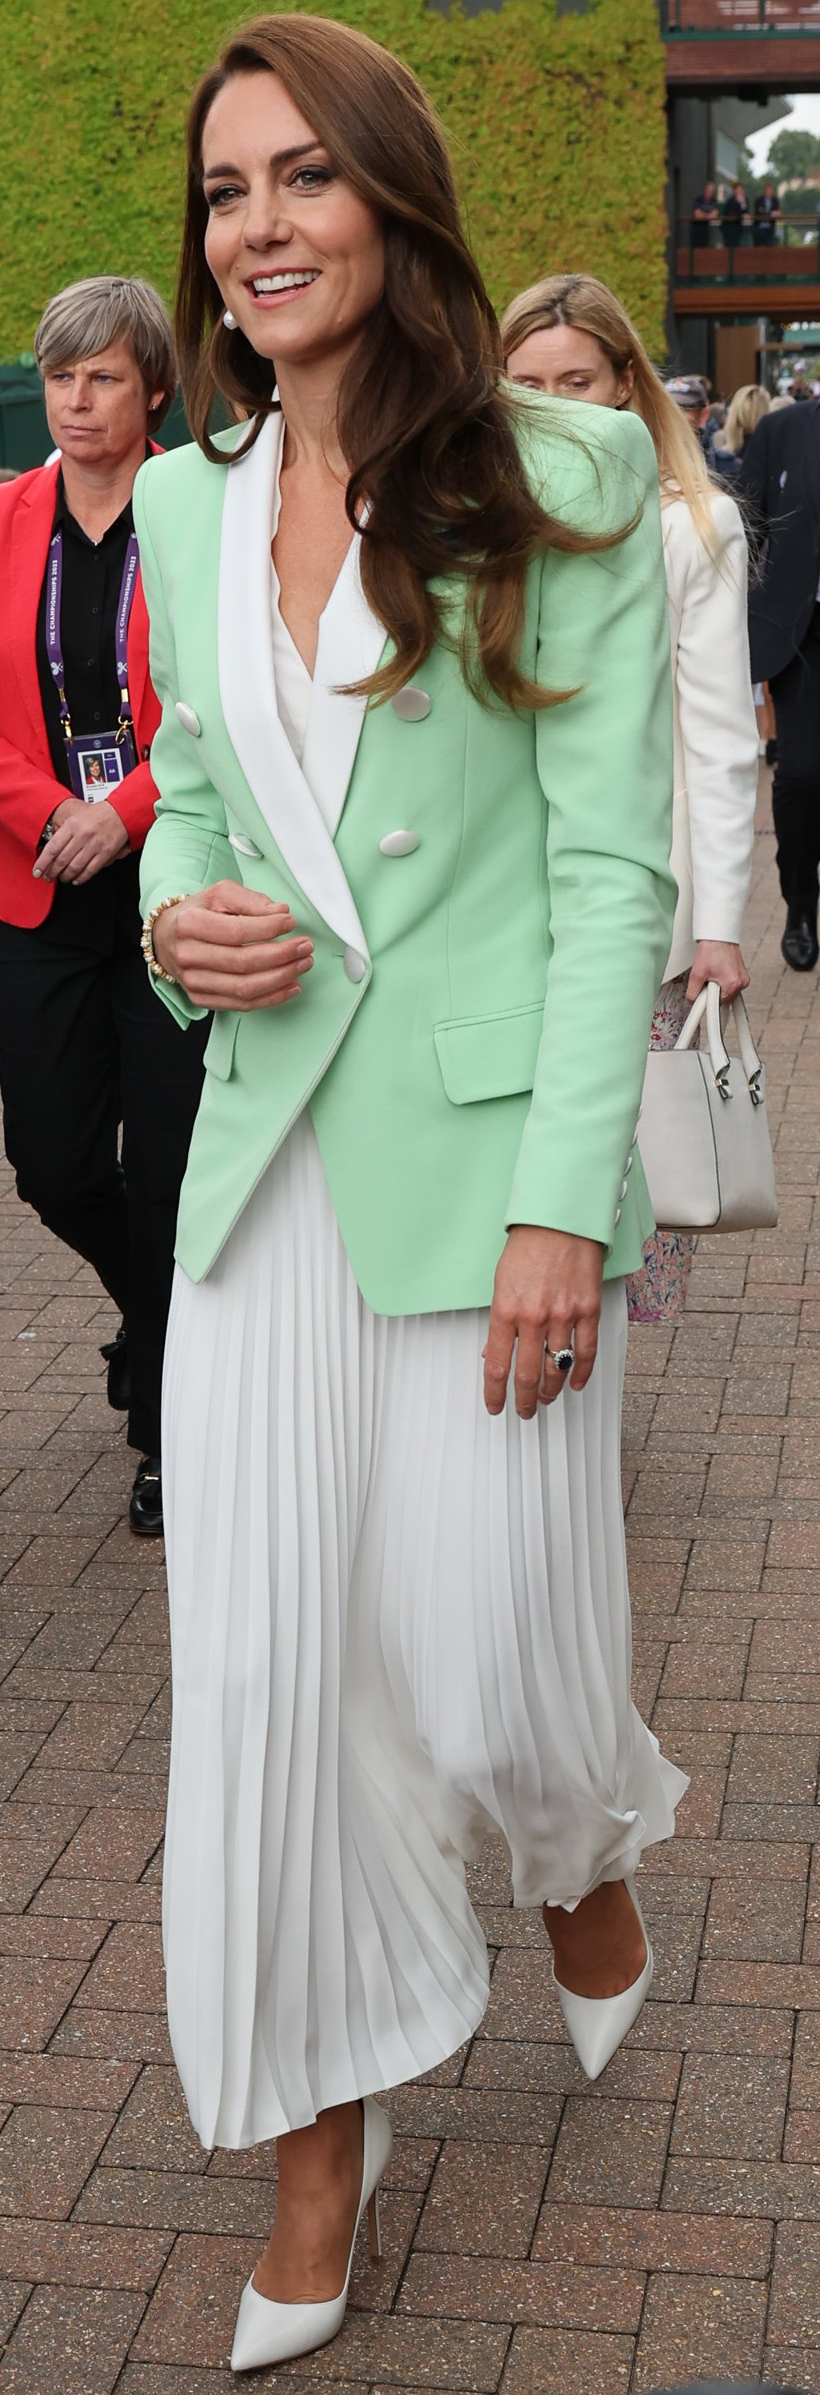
[135,399,675,1309]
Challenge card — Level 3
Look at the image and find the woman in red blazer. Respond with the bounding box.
[0,276,207,1534]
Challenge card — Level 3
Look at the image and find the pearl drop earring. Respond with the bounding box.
[223,309,237,331]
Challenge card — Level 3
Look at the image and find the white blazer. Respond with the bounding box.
[662,487,758,985]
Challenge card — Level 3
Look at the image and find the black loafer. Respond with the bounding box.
[129,1456,163,1538]
[781,914,819,972]
[100,1325,129,1411]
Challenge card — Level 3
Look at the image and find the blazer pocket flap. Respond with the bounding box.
[203,1011,239,1081]
[434,1004,544,1105]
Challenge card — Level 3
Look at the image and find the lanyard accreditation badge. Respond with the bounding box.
[45,528,140,802]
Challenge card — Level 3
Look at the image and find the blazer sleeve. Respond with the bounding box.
[669,493,757,946]
[0,737,64,853]
[506,408,676,1252]
[133,459,240,1029]
[735,413,769,540]
[103,759,159,853]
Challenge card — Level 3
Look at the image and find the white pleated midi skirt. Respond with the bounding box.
[162,1111,686,2151]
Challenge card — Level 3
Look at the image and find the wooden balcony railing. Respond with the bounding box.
[677,215,820,276]
[664,0,820,29]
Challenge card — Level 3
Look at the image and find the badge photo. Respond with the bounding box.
[76,741,125,801]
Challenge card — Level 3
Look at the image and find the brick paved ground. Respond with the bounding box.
[1,775,819,2394]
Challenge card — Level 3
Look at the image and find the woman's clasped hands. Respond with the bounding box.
[152,880,314,1009]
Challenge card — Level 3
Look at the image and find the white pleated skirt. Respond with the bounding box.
[162,1111,687,2151]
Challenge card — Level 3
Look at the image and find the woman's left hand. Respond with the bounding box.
[483,1224,604,1419]
[33,798,130,884]
[686,940,749,1004]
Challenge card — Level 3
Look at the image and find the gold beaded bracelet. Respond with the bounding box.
[140,894,192,986]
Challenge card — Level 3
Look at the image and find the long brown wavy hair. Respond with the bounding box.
[177,14,631,711]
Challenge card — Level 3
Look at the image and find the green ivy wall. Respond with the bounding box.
[2,0,666,360]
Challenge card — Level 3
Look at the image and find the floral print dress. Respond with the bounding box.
[626,972,694,1324]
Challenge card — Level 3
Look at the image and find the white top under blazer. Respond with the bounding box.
[661,487,758,985]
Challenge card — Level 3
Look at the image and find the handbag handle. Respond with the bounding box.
[673,982,764,1106]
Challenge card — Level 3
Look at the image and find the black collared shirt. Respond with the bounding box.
[34,474,140,950]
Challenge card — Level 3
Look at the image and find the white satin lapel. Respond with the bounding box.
[217,412,368,955]
[302,537,388,839]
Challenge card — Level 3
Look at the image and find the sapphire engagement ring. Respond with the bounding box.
[546,1346,574,1374]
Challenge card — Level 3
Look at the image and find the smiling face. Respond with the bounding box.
[42,339,161,466]
[201,71,386,379]
[504,322,634,409]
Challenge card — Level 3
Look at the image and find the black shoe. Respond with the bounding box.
[782,912,819,972]
[129,1456,163,1538]
[765,736,778,767]
[100,1325,129,1411]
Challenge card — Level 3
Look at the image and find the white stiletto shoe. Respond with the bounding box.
[230,2095,393,2373]
[551,1877,653,2081]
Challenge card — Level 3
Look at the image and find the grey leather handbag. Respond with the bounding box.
[638,982,777,1235]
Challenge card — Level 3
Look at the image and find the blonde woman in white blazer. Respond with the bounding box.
[503,273,758,1320]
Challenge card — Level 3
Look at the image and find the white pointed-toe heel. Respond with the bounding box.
[230,2095,393,2374]
[551,1876,653,2082]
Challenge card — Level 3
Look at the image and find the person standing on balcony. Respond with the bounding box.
[753,182,780,247]
[721,182,748,251]
[738,395,820,970]
[690,181,719,249]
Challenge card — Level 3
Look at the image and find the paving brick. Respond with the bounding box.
[531,2201,772,2274]
[0,2220,171,2292]
[71,1922,165,2012]
[413,2140,548,2257]
[0,1956,91,2050]
[670,2051,790,2159]
[500,2325,633,2395]
[0,2284,144,2393]
[48,2008,174,2065]
[101,2068,209,2176]
[397,2252,644,2330]
[0,2055,137,2109]
[764,2351,820,2395]
[662,2158,820,2219]
[632,2271,767,2390]
[546,2101,674,2208]
[0,2101,116,2218]
[50,1802,164,1882]
[703,1872,807,1961]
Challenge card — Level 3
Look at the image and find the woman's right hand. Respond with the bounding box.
[152,881,314,1010]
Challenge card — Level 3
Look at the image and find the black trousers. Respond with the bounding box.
[770,607,820,919]
[0,916,207,1455]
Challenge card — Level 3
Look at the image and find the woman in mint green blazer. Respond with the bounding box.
[136,14,687,2371]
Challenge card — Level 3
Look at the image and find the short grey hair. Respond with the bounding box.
[34,276,176,428]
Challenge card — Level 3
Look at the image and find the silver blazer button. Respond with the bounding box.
[390,687,431,723]
[343,947,367,984]
[379,830,420,857]
[175,701,201,737]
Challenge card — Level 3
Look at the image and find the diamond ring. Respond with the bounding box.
[546,1346,574,1374]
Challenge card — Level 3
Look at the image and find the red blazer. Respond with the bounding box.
[0,456,161,928]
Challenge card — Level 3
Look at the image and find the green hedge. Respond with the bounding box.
[1,0,666,360]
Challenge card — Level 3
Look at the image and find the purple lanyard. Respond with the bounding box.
[45,527,139,738]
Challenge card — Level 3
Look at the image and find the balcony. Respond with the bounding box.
[677,213,819,268]
[664,2,820,28]
[663,0,820,86]
[674,214,820,308]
